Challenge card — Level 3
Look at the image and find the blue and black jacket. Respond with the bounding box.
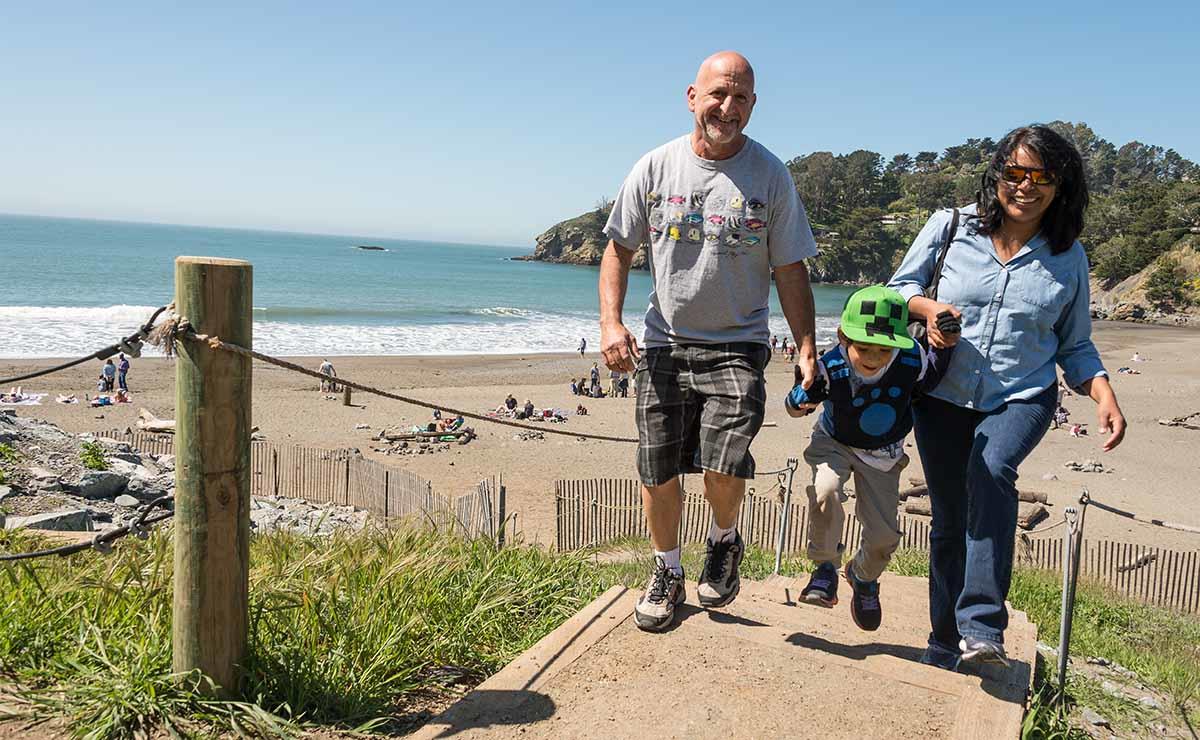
[789,343,954,450]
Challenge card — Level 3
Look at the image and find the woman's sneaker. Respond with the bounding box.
[697,531,744,607]
[958,637,1010,668]
[800,562,839,607]
[634,556,686,632]
[844,563,882,631]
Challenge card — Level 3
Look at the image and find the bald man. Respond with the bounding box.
[599,51,820,631]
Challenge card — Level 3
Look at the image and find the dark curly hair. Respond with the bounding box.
[975,125,1088,254]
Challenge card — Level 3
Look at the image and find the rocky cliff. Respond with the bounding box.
[521,206,648,269]
[1090,239,1200,325]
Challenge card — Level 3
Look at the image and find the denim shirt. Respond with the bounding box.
[888,205,1106,412]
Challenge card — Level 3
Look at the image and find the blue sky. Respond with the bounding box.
[2,1,1196,246]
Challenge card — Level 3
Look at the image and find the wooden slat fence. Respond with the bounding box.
[554,477,1200,615]
[454,476,508,542]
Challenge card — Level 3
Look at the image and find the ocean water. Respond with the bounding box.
[0,213,852,358]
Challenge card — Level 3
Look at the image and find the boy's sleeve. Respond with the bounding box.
[791,362,830,404]
[916,343,955,395]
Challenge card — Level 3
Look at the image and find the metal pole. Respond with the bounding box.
[1056,488,1091,696]
[496,475,507,548]
[774,458,798,575]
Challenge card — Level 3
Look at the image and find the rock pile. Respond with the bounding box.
[1,411,176,533]
[371,440,456,457]
[250,496,370,535]
[1064,459,1114,474]
[1,411,370,537]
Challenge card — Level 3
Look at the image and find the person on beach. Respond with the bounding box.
[117,353,130,391]
[889,125,1127,669]
[101,359,116,392]
[505,394,518,412]
[318,359,337,393]
[785,286,955,631]
[608,367,622,397]
[578,338,587,356]
[770,335,778,353]
[780,336,789,356]
[570,378,579,395]
[599,50,820,632]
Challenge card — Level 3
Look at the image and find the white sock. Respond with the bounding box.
[655,547,682,575]
[708,522,737,544]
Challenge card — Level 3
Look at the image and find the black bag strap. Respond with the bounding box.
[927,208,960,301]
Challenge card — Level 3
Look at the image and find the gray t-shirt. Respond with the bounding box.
[604,134,817,347]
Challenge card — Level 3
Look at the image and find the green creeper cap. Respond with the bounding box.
[839,285,914,350]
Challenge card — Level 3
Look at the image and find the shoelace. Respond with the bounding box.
[853,576,880,611]
[807,566,837,593]
[647,563,674,604]
[705,538,739,581]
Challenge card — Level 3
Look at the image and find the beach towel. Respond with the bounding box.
[1,392,47,406]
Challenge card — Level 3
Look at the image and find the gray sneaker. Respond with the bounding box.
[634,556,686,632]
[958,637,1010,668]
[697,531,744,608]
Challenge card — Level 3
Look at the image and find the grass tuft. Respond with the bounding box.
[0,524,608,737]
[2,526,1197,738]
[0,442,19,484]
[79,441,109,471]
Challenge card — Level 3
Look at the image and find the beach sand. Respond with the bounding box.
[3,322,1198,552]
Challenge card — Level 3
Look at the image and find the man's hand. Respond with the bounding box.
[925,301,962,349]
[600,321,640,372]
[795,349,817,390]
[1097,396,1127,452]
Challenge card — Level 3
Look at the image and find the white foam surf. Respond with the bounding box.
[0,305,839,359]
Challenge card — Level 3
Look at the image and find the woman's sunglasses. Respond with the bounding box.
[1000,165,1058,186]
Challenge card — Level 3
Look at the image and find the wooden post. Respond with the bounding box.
[342,385,352,406]
[172,256,252,697]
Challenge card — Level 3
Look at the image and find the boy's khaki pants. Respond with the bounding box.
[803,433,907,582]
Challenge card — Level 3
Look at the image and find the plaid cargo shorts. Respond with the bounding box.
[634,342,771,487]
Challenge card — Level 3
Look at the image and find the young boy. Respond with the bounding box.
[785,285,956,631]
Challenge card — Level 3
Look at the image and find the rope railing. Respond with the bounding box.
[154,315,641,444]
[0,305,170,386]
[1080,490,1200,536]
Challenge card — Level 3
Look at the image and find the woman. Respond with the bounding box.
[889,125,1126,670]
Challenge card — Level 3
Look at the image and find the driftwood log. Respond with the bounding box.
[903,499,1048,531]
[379,428,475,442]
[136,408,176,434]
[1158,411,1200,430]
[902,478,1047,504]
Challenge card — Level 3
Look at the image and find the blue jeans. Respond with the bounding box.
[913,386,1055,662]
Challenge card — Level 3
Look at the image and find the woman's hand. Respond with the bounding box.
[1080,375,1126,451]
[924,301,962,349]
[1096,396,1126,451]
